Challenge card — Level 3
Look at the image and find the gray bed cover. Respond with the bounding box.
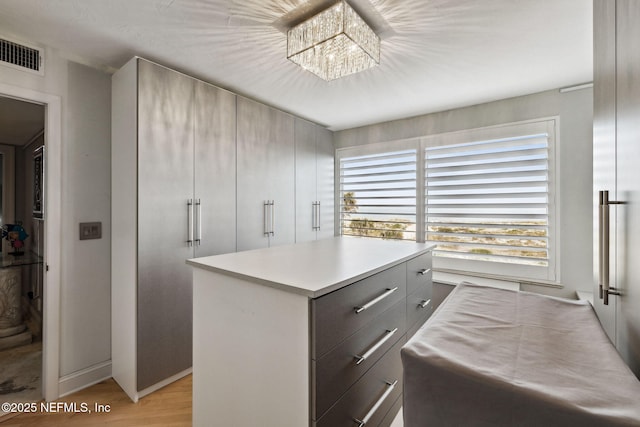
[401,282,640,426]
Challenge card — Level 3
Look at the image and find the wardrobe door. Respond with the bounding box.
[593,0,617,344]
[614,0,640,376]
[295,118,318,243]
[236,97,272,251]
[137,60,195,390]
[265,106,295,248]
[316,126,335,239]
[194,81,237,257]
[237,97,295,250]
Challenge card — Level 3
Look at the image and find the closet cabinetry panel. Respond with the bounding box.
[613,0,640,375]
[295,118,318,243]
[316,126,335,239]
[112,58,238,401]
[194,81,237,257]
[236,96,295,251]
[593,0,617,346]
[136,60,195,391]
[593,0,640,375]
[295,118,335,242]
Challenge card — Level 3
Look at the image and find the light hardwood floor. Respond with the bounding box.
[0,374,404,426]
[0,375,191,426]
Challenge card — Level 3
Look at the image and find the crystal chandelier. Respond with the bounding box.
[287,1,380,81]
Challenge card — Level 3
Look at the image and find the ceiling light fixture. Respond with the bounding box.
[287,0,380,81]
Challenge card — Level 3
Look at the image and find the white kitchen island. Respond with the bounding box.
[187,236,434,427]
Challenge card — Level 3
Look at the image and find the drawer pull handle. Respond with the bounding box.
[418,268,431,276]
[419,299,431,309]
[354,328,398,365]
[355,287,399,314]
[353,379,398,427]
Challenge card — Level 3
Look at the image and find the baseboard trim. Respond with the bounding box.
[137,367,192,401]
[58,360,112,398]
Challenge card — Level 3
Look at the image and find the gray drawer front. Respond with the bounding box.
[406,252,432,295]
[379,394,402,427]
[313,300,407,420]
[313,336,405,427]
[407,281,433,330]
[312,263,407,359]
[407,310,431,341]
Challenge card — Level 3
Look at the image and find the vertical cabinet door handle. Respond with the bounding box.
[312,201,321,231]
[599,190,625,305]
[270,201,275,236]
[264,201,270,236]
[602,190,609,304]
[312,201,317,231]
[195,199,202,245]
[187,199,194,247]
[598,190,606,300]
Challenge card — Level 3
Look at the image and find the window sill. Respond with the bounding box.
[433,271,520,291]
[433,269,564,292]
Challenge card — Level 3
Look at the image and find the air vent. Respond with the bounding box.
[0,37,44,75]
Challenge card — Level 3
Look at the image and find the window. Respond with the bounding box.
[339,146,417,241]
[424,120,556,281]
[336,119,557,281]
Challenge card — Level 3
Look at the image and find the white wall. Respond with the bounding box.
[335,88,593,298]
[60,62,111,377]
[0,46,111,383]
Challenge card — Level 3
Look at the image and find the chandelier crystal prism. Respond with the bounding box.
[287,0,380,81]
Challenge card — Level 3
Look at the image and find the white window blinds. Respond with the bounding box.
[425,132,550,267]
[339,149,417,240]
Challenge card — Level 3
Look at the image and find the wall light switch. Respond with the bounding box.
[80,222,102,240]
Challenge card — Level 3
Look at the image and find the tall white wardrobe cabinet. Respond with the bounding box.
[593,0,640,377]
[236,97,295,251]
[235,98,335,250]
[111,58,237,401]
[295,117,335,242]
[112,57,336,401]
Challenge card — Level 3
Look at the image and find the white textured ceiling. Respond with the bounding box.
[0,0,592,131]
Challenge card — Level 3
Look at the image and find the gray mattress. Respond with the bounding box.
[401,282,640,427]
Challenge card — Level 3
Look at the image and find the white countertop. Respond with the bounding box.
[187,236,434,298]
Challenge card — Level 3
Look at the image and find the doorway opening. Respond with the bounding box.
[0,82,61,404]
[0,96,46,412]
